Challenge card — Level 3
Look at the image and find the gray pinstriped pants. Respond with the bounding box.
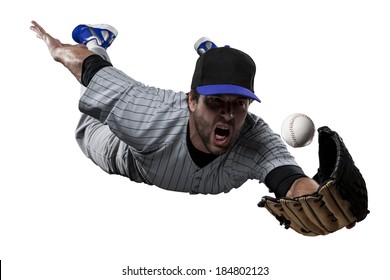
[74,47,143,182]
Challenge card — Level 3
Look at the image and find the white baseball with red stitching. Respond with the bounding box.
[281,113,315,148]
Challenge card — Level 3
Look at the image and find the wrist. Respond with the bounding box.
[286,177,319,197]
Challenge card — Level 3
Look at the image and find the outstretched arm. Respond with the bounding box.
[30,21,95,83]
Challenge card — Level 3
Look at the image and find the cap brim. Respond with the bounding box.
[196,84,260,102]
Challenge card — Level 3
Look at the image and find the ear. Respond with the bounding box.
[188,92,197,113]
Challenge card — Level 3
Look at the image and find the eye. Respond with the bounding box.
[205,96,224,107]
[210,97,223,103]
[234,99,248,108]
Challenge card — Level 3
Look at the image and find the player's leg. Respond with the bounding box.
[75,113,143,182]
[72,24,117,95]
[73,24,142,182]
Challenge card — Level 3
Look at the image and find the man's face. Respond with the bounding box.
[188,93,250,155]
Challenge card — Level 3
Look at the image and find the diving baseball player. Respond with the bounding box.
[30,21,368,235]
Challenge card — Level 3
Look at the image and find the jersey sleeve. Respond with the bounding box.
[236,114,304,189]
[79,66,189,153]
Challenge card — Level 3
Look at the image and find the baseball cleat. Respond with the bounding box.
[194,37,217,55]
[72,24,118,49]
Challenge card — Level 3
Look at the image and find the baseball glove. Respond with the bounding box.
[258,126,369,236]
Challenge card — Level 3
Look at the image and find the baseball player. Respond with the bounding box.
[30,21,368,235]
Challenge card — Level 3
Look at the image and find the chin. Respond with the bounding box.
[207,144,231,155]
[208,135,234,155]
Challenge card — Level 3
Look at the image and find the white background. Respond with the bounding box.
[1,0,388,279]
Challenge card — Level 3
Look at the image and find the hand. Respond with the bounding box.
[30,21,88,61]
[30,20,92,83]
[30,21,64,61]
[286,177,319,197]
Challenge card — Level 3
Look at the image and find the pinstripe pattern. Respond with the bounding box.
[77,67,298,194]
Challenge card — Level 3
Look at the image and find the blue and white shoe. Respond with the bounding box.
[194,37,217,55]
[72,24,118,49]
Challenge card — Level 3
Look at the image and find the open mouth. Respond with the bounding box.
[215,126,231,142]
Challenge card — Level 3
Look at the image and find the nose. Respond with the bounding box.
[220,103,234,120]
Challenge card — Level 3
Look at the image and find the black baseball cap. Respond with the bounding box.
[191,46,260,102]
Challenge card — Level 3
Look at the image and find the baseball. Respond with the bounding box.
[281,113,315,148]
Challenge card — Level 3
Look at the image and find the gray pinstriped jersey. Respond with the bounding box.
[78,66,299,194]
